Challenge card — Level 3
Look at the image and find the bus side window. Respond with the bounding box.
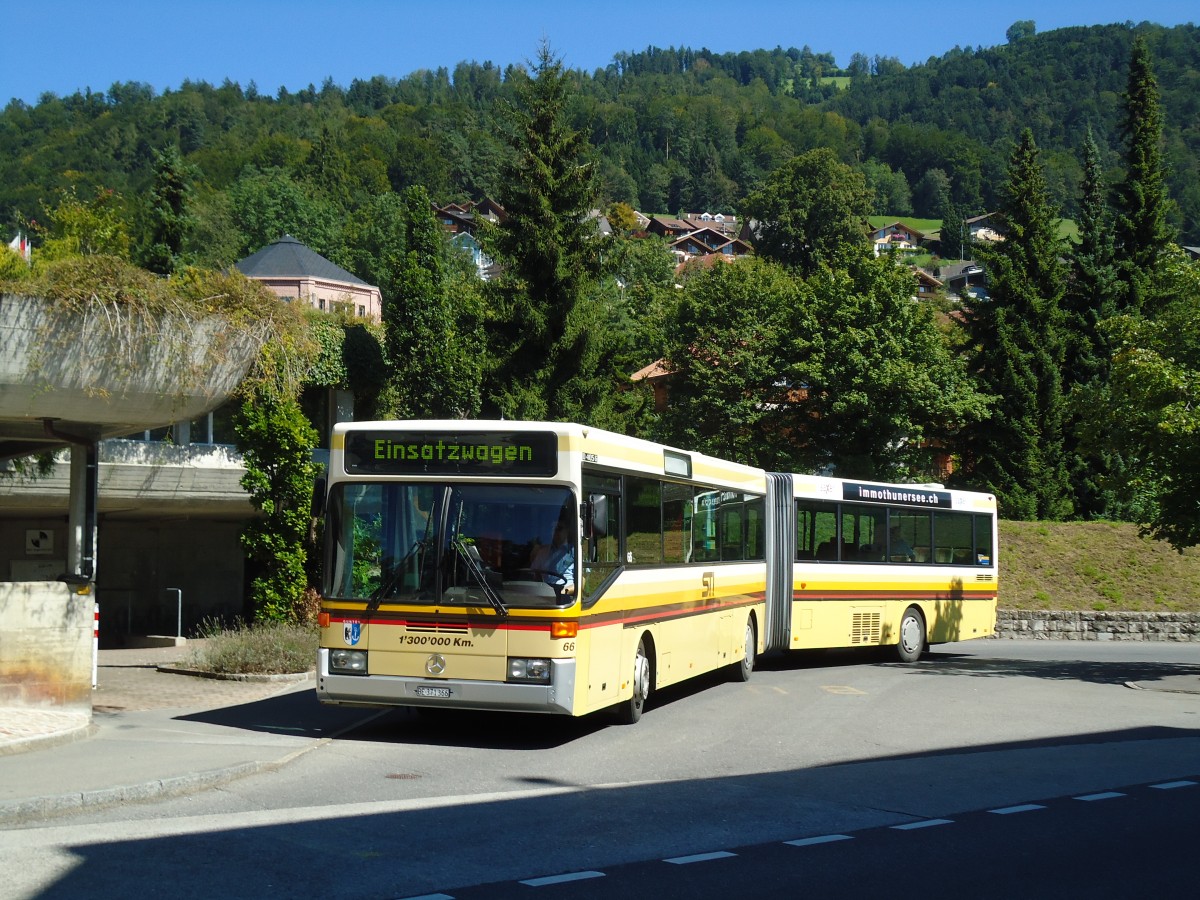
[934,510,971,565]
[663,482,691,563]
[796,499,838,561]
[745,496,765,560]
[973,513,994,565]
[582,473,621,602]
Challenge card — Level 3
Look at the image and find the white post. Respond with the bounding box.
[92,601,99,689]
[167,588,183,639]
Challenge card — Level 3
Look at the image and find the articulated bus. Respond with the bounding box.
[315,421,997,723]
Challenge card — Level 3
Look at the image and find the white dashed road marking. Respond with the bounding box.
[891,818,954,830]
[520,871,605,887]
[784,834,854,847]
[664,851,737,865]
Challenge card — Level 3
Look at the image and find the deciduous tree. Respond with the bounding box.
[741,148,872,276]
[1091,252,1200,549]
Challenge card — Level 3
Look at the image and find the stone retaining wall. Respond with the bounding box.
[996,610,1200,641]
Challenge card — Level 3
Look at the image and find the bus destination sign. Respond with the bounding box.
[842,481,953,508]
[343,430,559,477]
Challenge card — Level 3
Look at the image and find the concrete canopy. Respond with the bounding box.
[0,293,262,462]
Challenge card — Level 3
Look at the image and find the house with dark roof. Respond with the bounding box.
[683,212,739,237]
[966,212,1005,243]
[912,267,944,299]
[647,216,695,239]
[235,234,383,321]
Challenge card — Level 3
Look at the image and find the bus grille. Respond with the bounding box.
[405,620,469,633]
[851,612,881,644]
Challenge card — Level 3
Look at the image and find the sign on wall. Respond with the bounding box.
[25,529,54,555]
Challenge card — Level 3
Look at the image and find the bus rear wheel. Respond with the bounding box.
[730,618,756,682]
[615,637,651,725]
[896,607,926,663]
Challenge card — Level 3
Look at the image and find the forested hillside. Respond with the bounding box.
[5,29,1198,623]
[1,19,1197,263]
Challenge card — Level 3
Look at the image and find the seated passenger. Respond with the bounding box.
[889,526,917,562]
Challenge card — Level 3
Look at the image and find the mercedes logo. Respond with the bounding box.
[425,654,447,676]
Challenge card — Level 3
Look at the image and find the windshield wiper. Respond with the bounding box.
[452,538,508,618]
[367,540,426,611]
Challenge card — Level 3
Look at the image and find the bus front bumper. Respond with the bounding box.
[316,649,577,715]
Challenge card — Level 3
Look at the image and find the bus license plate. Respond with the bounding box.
[414,686,451,699]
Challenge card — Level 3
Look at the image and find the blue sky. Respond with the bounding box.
[3,1,1196,106]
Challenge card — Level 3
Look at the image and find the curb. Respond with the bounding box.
[0,722,95,758]
[0,735,332,827]
[0,760,272,825]
[0,708,389,826]
[155,665,315,683]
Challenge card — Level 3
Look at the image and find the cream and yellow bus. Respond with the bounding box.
[314,421,998,723]
[763,473,998,663]
[316,420,768,723]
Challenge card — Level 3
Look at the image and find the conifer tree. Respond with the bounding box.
[142,144,193,275]
[1114,35,1177,311]
[1063,129,1126,518]
[383,185,482,419]
[1064,129,1119,386]
[960,129,1071,520]
[481,42,608,422]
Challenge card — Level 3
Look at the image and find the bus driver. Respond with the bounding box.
[531,519,576,595]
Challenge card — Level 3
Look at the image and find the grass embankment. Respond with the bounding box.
[999,521,1200,612]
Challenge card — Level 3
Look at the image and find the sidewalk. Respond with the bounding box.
[0,644,373,826]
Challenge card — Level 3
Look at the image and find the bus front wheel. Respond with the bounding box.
[896,607,926,663]
[730,617,756,682]
[615,637,651,725]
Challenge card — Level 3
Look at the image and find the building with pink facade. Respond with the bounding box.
[235,234,382,321]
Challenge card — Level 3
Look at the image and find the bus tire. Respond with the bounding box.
[615,636,651,725]
[730,617,756,682]
[896,606,926,663]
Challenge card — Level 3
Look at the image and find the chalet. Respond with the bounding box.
[683,211,739,237]
[937,260,988,298]
[912,267,943,299]
[669,231,752,269]
[630,359,673,412]
[868,221,925,257]
[966,212,1005,243]
[647,216,695,239]
[433,197,507,237]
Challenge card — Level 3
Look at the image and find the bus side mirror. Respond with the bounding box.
[585,494,608,538]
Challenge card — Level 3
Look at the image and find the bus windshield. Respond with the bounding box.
[325,482,577,609]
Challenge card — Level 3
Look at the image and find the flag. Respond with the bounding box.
[7,231,30,263]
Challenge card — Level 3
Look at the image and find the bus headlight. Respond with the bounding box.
[330,649,368,674]
[508,657,551,684]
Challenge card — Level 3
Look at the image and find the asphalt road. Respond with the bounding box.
[4,640,1199,899]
